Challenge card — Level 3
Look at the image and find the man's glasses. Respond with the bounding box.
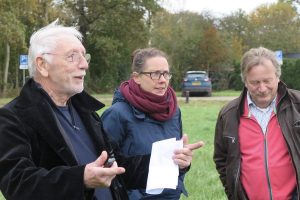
[139,71,172,80]
[42,52,91,64]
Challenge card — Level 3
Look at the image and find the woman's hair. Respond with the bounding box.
[28,19,83,77]
[240,46,281,83]
[131,47,168,73]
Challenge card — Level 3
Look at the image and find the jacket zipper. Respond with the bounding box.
[234,161,241,199]
[224,136,236,143]
[264,129,273,200]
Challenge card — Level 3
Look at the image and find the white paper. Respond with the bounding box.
[146,137,183,194]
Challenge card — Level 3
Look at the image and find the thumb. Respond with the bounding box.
[95,151,108,167]
[182,133,188,146]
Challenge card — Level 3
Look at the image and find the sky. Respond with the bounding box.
[161,0,278,16]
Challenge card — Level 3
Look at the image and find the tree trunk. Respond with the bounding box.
[3,42,10,96]
[15,60,19,90]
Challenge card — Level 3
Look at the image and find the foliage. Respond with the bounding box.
[247,2,300,52]
[281,58,300,90]
[228,61,244,90]
[151,11,215,89]
[1,1,300,96]
[0,0,66,95]
[63,0,161,92]
[197,26,229,72]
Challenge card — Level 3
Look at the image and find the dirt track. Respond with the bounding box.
[177,96,238,101]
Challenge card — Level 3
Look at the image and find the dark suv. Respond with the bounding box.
[181,71,212,97]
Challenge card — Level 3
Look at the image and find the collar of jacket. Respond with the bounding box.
[11,78,106,165]
[16,78,105,112]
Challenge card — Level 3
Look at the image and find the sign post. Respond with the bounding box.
[19,55,28,85]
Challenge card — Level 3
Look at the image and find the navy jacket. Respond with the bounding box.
[101,89,187,200]
[0,79,149,200]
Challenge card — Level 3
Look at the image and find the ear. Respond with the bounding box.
[244,80,248,89]
[36,56,49,77]
[132,72,141,85]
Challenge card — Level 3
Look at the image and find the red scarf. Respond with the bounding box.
[119,79,177,122]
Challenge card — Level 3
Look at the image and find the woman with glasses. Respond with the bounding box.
[101,47,201,199]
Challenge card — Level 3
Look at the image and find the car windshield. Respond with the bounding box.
[187,73,206,79]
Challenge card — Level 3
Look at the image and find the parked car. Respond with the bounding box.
[181,71,212,97]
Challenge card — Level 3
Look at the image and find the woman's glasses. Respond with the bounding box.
[139,71,172,80]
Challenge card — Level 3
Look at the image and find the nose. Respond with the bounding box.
[79,56,89,70]
[257,82,267,92]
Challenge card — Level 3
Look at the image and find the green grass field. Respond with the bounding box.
[178,100,227,199]
[0,91,235,200]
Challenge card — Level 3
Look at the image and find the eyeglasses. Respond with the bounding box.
[42,52,91,64]
[139,71,172,80]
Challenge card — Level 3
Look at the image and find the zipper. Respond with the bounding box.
[264,129,273,200]
[224,136,236,143]
[234,161,241,199]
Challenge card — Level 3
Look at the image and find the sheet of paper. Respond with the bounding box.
[146,137,183,194]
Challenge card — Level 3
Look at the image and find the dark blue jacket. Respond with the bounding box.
[101,89,187,200]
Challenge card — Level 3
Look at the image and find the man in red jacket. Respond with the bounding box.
[214,47,300,200]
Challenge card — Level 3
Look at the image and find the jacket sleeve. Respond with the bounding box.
[116,153,150,189]
[100,107,150,190]
[101,106,127,147]
[0,108,90,200]
[213,109,231,198]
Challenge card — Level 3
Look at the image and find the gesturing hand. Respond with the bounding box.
[84,151,125,188]
[173,134,205,169]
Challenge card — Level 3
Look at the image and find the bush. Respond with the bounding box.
[281,59,300,90]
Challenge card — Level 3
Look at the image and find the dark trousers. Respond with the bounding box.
[292,188,298,200]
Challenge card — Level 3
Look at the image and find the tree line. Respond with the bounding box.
[1,0,300,97]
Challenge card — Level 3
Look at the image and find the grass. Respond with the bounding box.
[0,91,236,199]
[178,100,227,199]
[211,89,241,97]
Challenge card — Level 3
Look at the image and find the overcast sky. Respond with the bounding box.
[161,0,278,16]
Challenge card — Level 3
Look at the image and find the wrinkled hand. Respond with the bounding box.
[84,151,125,188]
[173,134,204,169]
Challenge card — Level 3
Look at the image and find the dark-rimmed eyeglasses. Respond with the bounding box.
[42,52,91,64]
[139,71,172,80]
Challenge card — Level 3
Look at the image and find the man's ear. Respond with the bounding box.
[132,72,141,84]
[36,57,49,77]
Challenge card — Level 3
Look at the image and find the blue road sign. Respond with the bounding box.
[20,55,28,69]
[275,50,283,65]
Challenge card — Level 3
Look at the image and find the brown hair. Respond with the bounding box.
[131,48,168,73]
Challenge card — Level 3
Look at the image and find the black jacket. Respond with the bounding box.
[0,79,149,200]
[213,82,300,200]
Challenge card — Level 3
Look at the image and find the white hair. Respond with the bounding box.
[28,19,83,77]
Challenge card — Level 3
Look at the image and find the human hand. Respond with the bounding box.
[84,151,125,188]
[173,134,204,169]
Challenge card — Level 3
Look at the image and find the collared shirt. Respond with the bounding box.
[247,92,277,134]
